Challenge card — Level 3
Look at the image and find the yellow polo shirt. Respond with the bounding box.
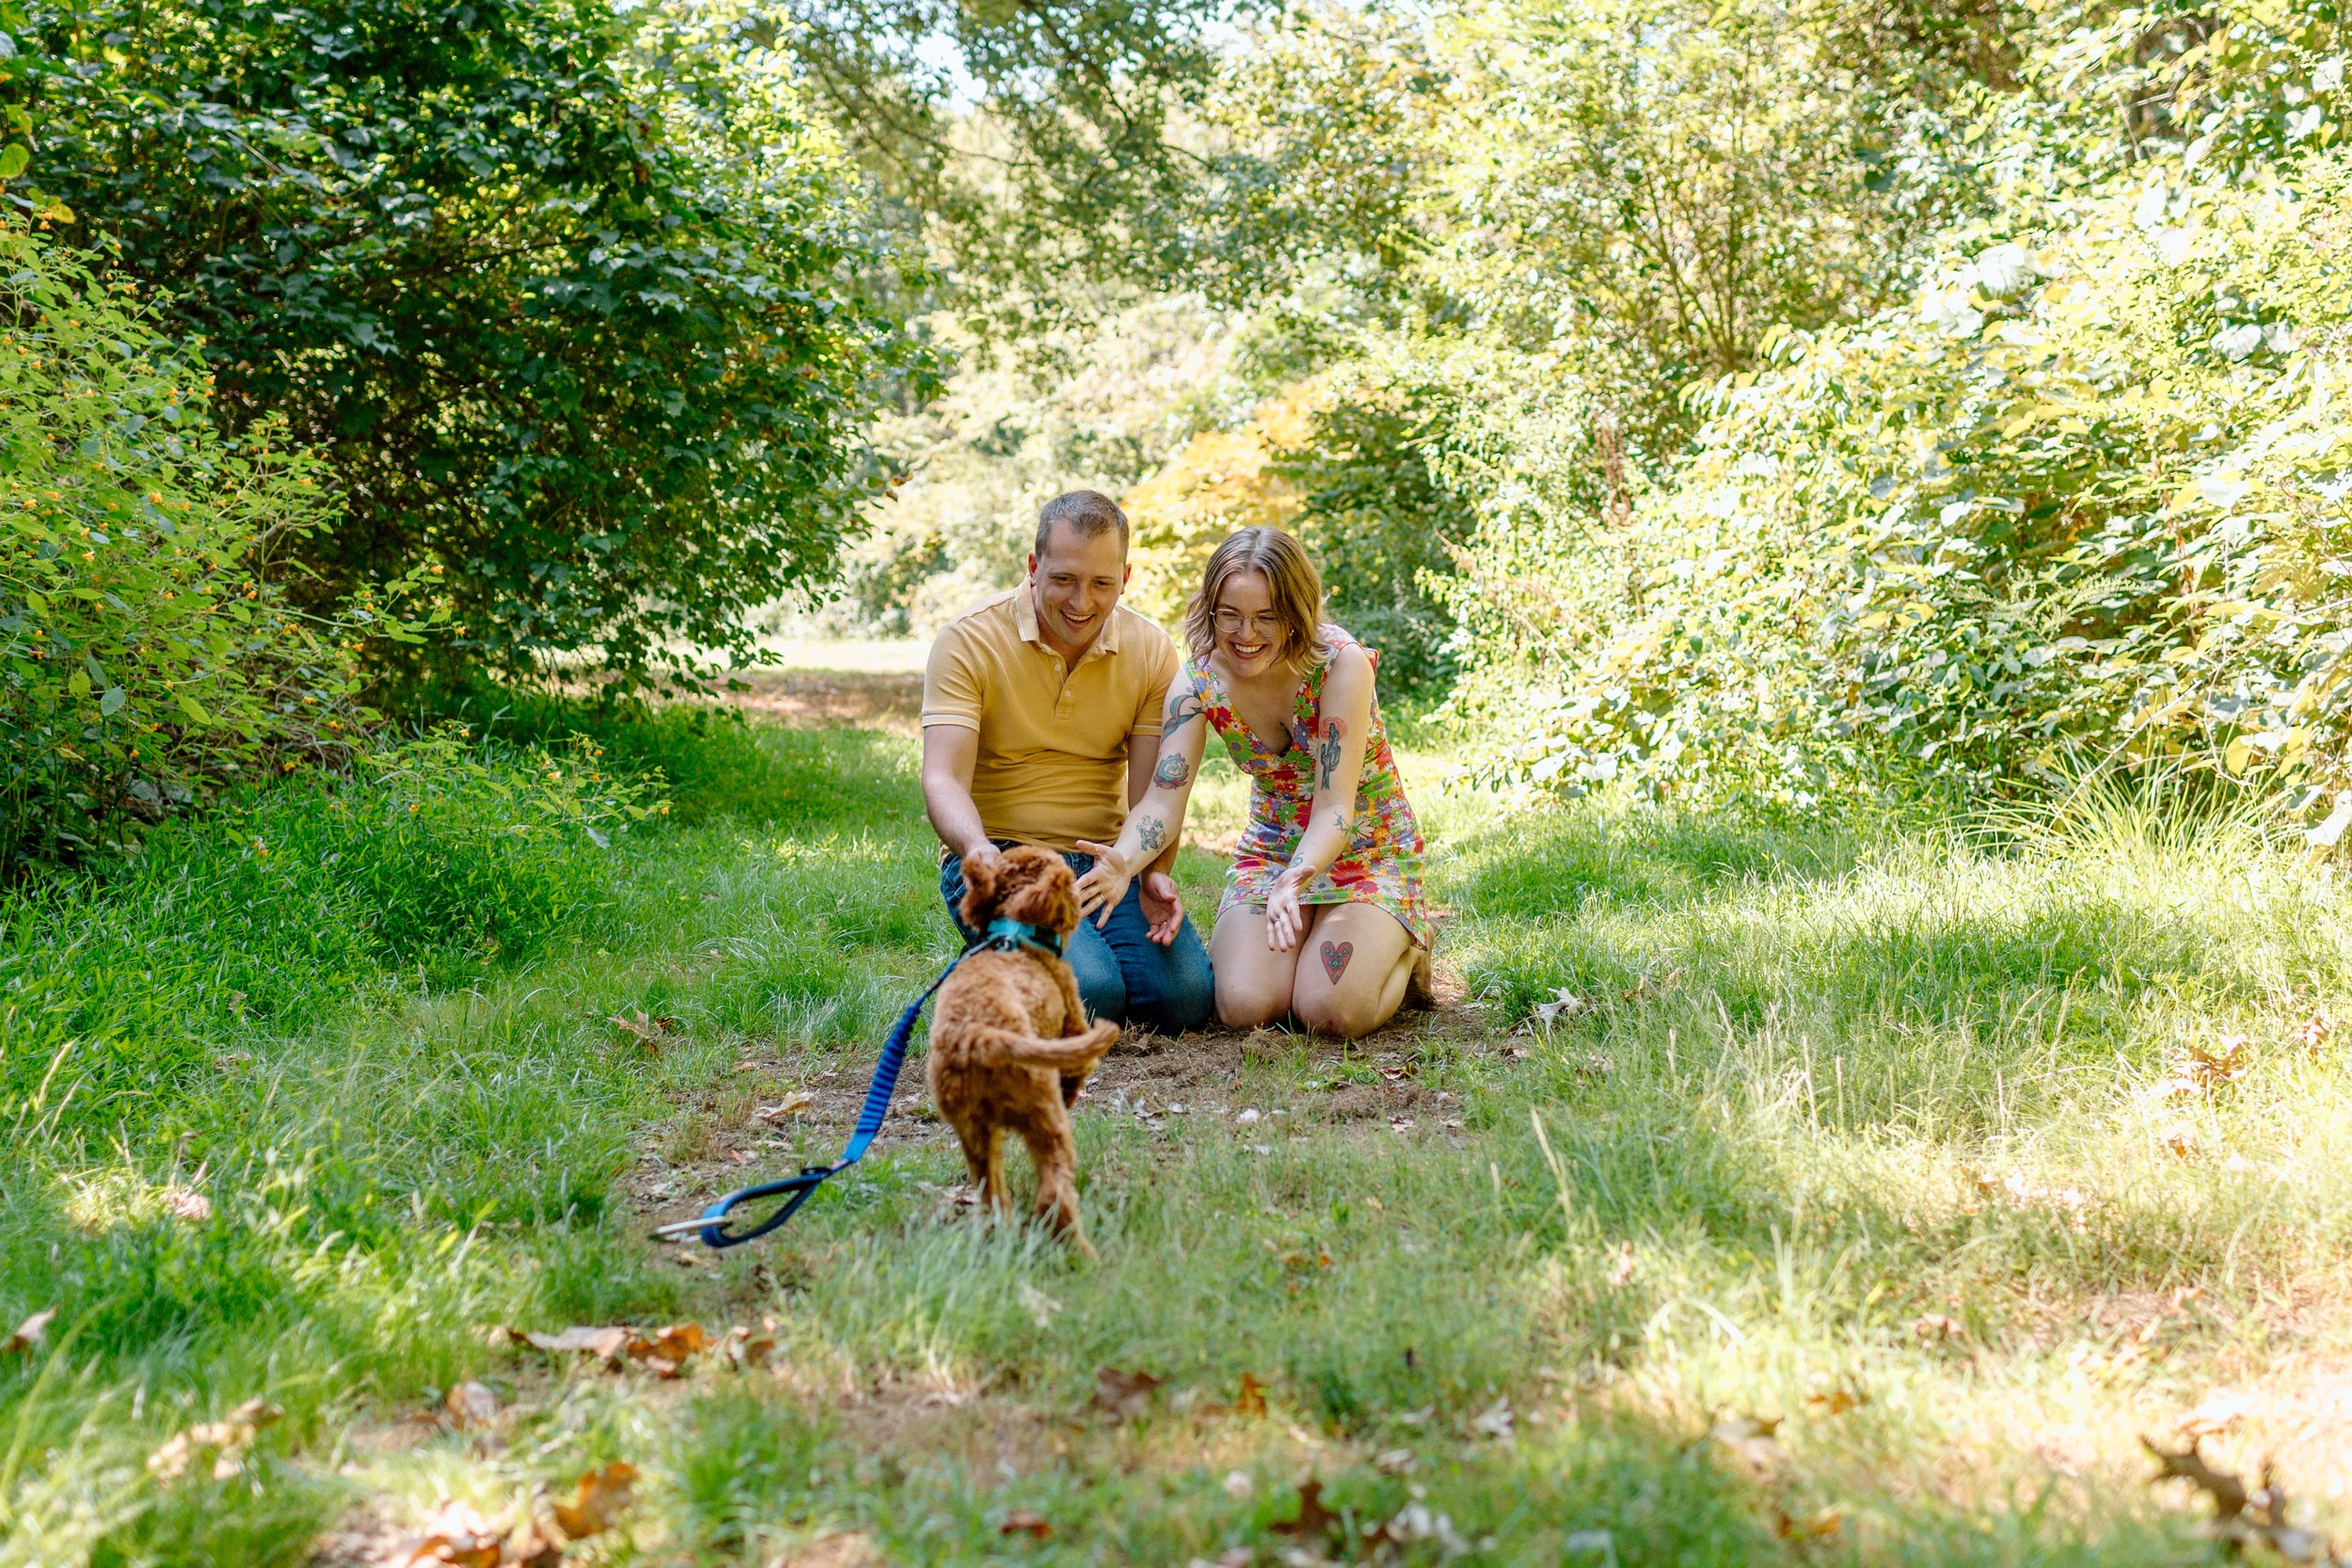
[922,586,1179,851]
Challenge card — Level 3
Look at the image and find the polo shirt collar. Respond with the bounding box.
[1016,580,1123,658]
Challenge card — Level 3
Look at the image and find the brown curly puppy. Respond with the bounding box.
[929,846,1120,1253]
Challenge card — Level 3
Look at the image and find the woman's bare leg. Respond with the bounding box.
[1289,903,1414,1039]
[1210,905,1301,1029]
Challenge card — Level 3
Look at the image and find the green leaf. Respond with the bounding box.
[175,691,212,725]
[0,143,27,181]
[99,686,126,716]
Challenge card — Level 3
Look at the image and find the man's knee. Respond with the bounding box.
[1137,932,1216,1032]
[1065,934,1128,1024]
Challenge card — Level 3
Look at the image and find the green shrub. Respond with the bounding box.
[1440,1,2352,809]
[0,217,373,869]
[0,727,660,1134]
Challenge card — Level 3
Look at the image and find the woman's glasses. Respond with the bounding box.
[1213,608,1283,638]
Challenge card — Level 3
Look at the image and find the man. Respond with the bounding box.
[920,489,1216,1031]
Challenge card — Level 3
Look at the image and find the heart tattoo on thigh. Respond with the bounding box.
[1320,939,1354,982]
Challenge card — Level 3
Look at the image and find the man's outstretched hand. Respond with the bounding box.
[1139,870,1185,946]
[1072,841,1131,927]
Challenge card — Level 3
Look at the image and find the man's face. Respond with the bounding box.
[1027,523,1131,657]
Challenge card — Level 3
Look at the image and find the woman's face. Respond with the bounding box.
[1212,568,1283,678]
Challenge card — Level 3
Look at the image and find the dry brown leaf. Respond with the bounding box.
[160,1186,213,1223]
[1269,1479,1340,1540]
[1704,1415,1780,1477]
[444,1380,498,1431]
[766,1531,886,1568]
[1605,1241,1635,1289]
[998,1510,1052,1540]
[1232,1370,1268,1418]
[501,1514,566,1568]
[610,1010,678,1047]
[634,1323,709,1364]
[2297,1015,2334,1056]
[725,1324,778,1369]
[509,1324,631,1360]
[1803,1384,1867,1417]
[146,1398,282,1482]
[1772,1504,1844,1542]
[1911,1312,1966,1343]
[2,1307,56,1355]
[553,1461,639,1541]
[756,1091,818,1122]
[2179,1390,2256,1437]
[397,1501,505,1568]
[1093,1366,1163,1420]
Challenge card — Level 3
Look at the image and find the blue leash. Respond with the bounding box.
[650,919,1065,1250]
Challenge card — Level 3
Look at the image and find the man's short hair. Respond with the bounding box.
[1034,489,1130,559]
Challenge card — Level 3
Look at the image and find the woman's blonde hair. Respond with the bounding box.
[1184,527,1329,670]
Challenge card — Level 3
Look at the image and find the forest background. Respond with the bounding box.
[7,0,2351,863]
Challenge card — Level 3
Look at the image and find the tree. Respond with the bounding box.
[9,0,935,687]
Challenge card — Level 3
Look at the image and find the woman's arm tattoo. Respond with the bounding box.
[1137,815,1167,852]
[1153,749,1192,787]
[1163,689,1205,736]
[1315,719,1346,792]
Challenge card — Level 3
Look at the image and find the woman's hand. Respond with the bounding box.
[1264,863,1314,952]
[1073,841,1133,928]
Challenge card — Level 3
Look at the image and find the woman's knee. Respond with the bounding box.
[1216,983,1289,1030]
[1295,989,1389,1040]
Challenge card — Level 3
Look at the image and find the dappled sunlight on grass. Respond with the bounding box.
[7,714,2352,1563]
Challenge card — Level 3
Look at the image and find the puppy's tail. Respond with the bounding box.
[962,1020,1119,1073]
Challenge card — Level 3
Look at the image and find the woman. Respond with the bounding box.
[1074,528,1434,1038]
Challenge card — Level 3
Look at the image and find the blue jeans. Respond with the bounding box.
[940,845,1216,1032]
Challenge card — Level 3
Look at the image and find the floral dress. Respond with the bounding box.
[1187,625,1434,949]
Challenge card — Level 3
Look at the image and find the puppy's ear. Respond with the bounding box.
[1002,857,1080,937]
[958,853,1001,927]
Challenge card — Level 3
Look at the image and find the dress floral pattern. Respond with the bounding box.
[1186,624,1433,948]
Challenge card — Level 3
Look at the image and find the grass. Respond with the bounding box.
[4,684,2351,1566]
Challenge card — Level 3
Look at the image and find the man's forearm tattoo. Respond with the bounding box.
[1137,815,1167,853]
[1153,749,1192,788]
[1316,718,1346,792]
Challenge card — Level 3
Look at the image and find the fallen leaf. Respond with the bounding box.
[1911,1312,1966,1343]
[1605,1241,1635,1289]
[444,1380,498,1430]
[510,1325,632,1360]
[1772,1504,1844,1542]
[1374,1447,1417,1475]
[1534,987,1585,1025]
[3,1307,56,1355]
[1704,1415,1781,1477]
[160,1186,213,1223]
[2179,1390,2257,1437]
[610,1010,678,1047]
[724,1325,777,1369]
[2297,1015,2333,1056]
[756,1090,818,1122]
[998,1509,1051,1539]
[1093,1366,1163,1419]
[397,1500,505,1568]
[1269,1479,1340,1539]
[1470,1395,1515,1439]
[2160,1128,2199,1161]
[553,1460,639,1541]
[147,1398,282,1482]
[1803,1383,1867,1416]
[1232,1370,1268,1418]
